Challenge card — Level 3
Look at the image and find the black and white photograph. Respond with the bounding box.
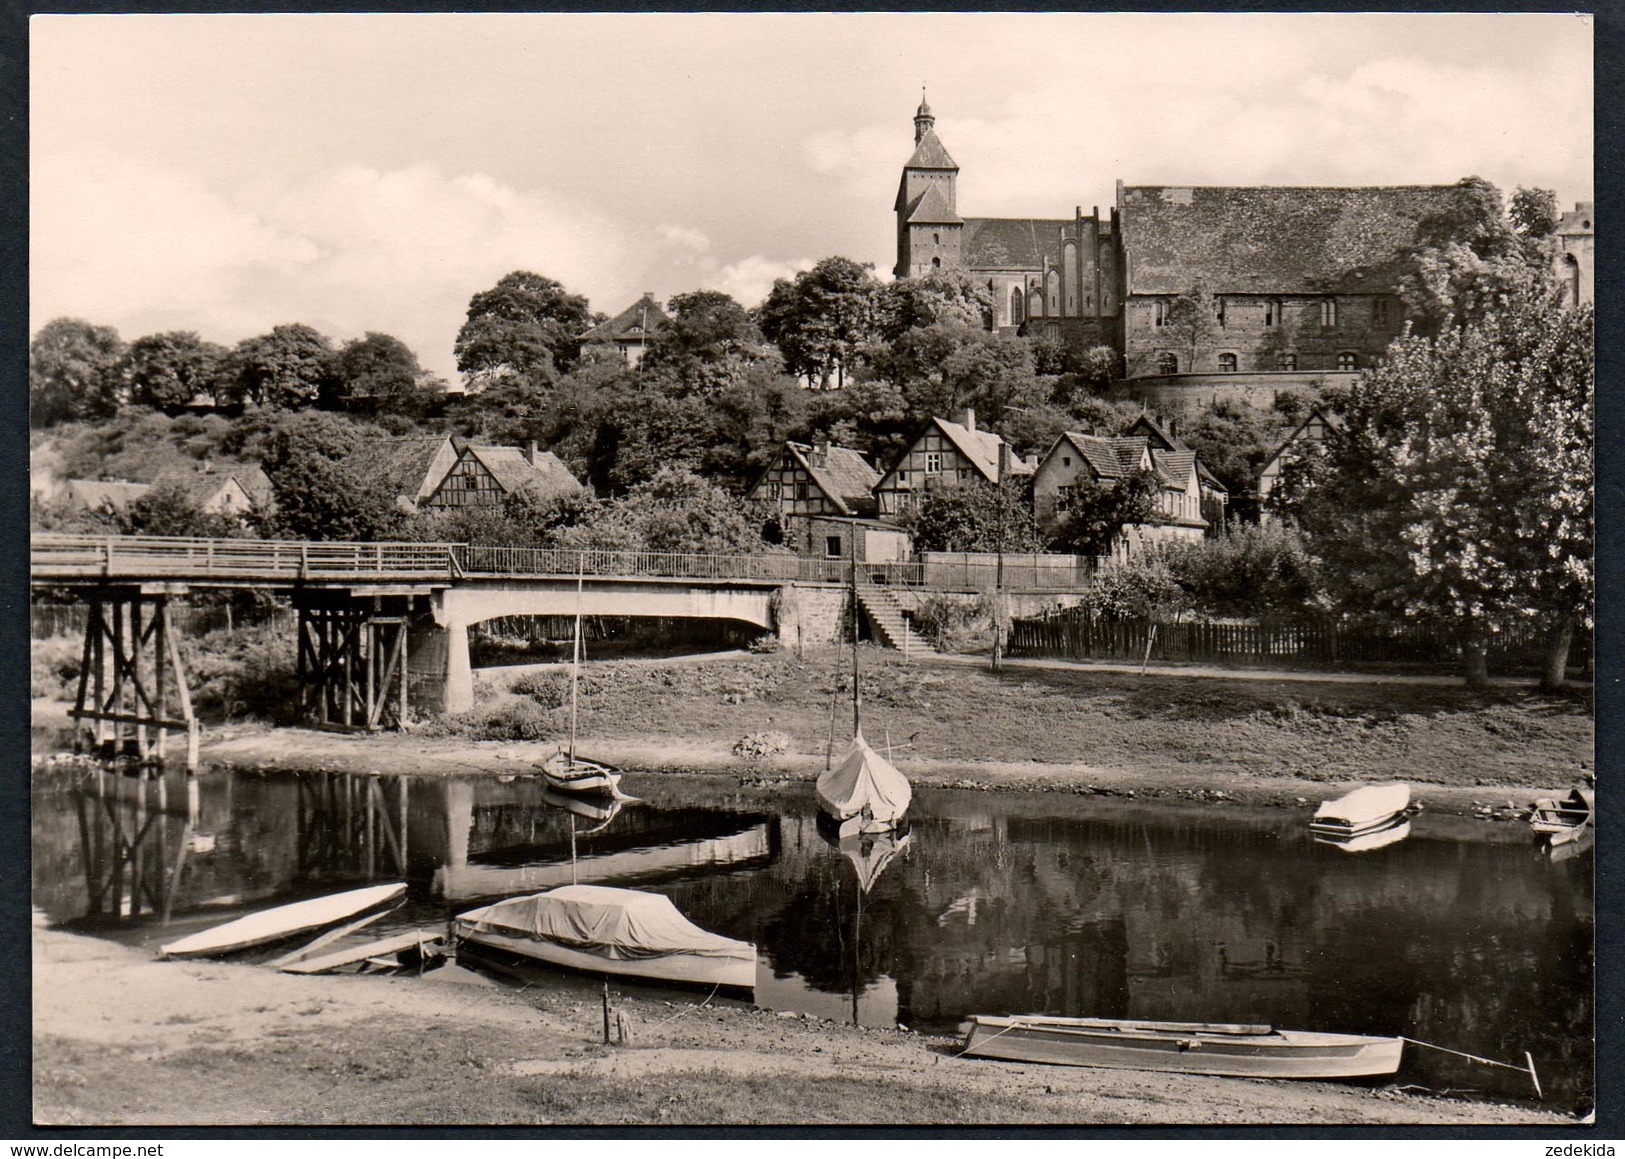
[25,10,1595,1130]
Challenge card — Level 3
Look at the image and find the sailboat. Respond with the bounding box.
[815,572,912,837]
[541,566,622,796]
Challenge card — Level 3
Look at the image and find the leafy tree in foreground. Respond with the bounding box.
[1047,471,1159,558]
[756,257,881,389]
[640,290,776,396]
[30,318,126,427]
[1295,290,1591,687]
[253,411,405,541]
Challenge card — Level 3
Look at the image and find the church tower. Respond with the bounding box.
[894,93,963,278]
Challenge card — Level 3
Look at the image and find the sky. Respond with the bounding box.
[30,12,1594,387]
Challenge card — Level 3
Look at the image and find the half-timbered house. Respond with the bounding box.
[1032,431,1211,558]
[872,409,1033,518]
[420,441,583,511]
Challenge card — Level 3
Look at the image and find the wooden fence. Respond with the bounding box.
[1008,613,1591,676]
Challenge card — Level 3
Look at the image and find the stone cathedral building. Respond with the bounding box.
[894,97,1585,408]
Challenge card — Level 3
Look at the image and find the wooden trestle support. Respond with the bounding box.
[73,767,201,922]
[70,588,200,773]
[295,593,413,731]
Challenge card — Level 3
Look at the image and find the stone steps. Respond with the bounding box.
[854,583,933,657]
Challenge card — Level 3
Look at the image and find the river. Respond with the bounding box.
[31,760,1593,1108]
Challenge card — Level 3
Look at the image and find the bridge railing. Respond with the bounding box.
[30,533,458,580]
[454,544,870,584]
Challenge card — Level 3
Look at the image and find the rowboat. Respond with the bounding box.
[159,883,406,959]
[1310,782,1411,838]
[1530,787,1593,844]
[540,751,622,796]
[1313,817,1411,854]
[279,930,445,975]
[452,884,756,991]
[959,1015,1404,1079]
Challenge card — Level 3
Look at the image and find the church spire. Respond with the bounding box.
[914,87,935,144]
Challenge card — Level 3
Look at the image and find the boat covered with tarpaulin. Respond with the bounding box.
[453,884,755,990]
[1309,782,1411,838]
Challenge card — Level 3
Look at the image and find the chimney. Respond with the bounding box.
[813,440,830,467]
[526,440,538,467]
[959,407,976,433]
[996,441,1010,482]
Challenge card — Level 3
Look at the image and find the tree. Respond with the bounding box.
[872,270,990,341]
[118,482,246,538]
[1162,522,1321,620]
[1295,288,1591,687]
[640,290,776,395]
[1047,471,1160,557]
[253,411,406,541]
[225,324,336,410]
[454,270,595,392]
[1164,282,1222,372]
[120,331,227,411]
[756,257,881,388]
[898,480,1044,554]
[30,318,126,427]
[555,467,769,554]
[329,331,431,413]
[1399,177,1558,336]
[1176,400,1286,515]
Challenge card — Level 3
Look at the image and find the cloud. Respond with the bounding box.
[657,223,711,253]
[31,149,634,383]
[699,255,816,309]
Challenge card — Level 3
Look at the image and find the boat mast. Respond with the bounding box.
[850,563,861,738]
[569,563,583,764]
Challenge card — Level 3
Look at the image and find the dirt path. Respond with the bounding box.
[32,929,1570,1127]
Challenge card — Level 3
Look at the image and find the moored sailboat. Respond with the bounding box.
[541,566,622,796]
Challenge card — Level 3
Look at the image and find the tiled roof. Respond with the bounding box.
[1054,433,1129,481]
[1123,413,1186,452]
[904,128,957,170]
[934,416,1033,483]
[580,294,669,344]
[907,182,963,226]
[63,479,149,511]
[466,445,583,498]
[788,442,881,517]
[963,218,1071,270]
[351,436,454,504]
[1119,184,1463,295]
[149,463,274,510]
[1149,448,1197,488]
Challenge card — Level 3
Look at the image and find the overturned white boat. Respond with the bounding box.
[1310,782,1411,839]
[817,731,912,837]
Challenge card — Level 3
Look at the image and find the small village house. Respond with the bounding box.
[749,440,910,564]
[578,293,670,367]
[1031,430,1212,561]
[872,408,1034,519]
[1258,407,1340,520]
[420,440,583,510]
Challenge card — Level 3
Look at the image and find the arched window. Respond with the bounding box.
[1338,352,1358,370]
[1218,352,1238,373]
[933,232,940,246]
[1029,287,1044,319]
[1157,352,1178,375]
[1047,270,1061,316]
[931,257,941,269]
[1565,254,1581,306]
[1276,351,1297,371]
[1063,241,1078,315]
[1321,298,1339,328]
[1154,299,1170,327]
[1010,287,1024,324]
[1264,298,1281,327]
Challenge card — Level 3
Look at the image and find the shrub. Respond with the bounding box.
[31,636,82,700]
[911,592,993,652]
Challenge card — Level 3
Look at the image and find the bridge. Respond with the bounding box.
[32,533,1094,766]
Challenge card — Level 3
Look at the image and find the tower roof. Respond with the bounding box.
[907,182,963,225]
[904,127,957,170]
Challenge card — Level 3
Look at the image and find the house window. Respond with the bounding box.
[1010,287,1024,324]
[1157,352,1178,375]
[1321,298,1338,328]
[1277,352,1297,371]
[1265,299,1281,327]
[826,536,844,558]
[1338,352,1359,370]
[765,481,782,501]
[924,451,942,475]
[1062,455,1071,468]
[794,479,809,500]
[1218,352,1238,373]
[1055,484,1074,513]
[1373,297,1390,325]
[1154,299,1170,327]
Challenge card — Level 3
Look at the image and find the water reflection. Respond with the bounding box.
[30,763,1592,1106]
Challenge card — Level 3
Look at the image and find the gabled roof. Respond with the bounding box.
[963,218,1072,270]
[149,462,274,510]
[1260,407,1342,475]
[461,445,583,499]
[62,479,149,511]
[930,415,1033,483]
[580,293,669,344]
[1148,448,1197,488]
[1118,183,1462,295]
[907,182,963,226]
[1049,433,1131,481]
[350,436,455,504]
[783,442,881,517]
[903,128,958,171]
[1123,413,1186,452]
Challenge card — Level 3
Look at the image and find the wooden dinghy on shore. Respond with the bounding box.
[159,883,407,959]
[959,1015,1404,1079]
[1530,787,1593,846]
